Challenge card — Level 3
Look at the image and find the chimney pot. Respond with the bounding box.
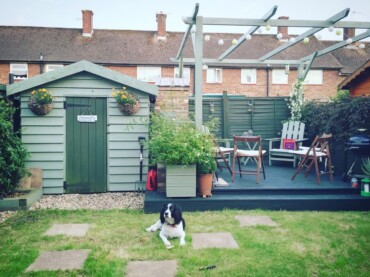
[82,10,94,37]
[156,12,167,39]
[343,27,355,40]
[277,16,289,39]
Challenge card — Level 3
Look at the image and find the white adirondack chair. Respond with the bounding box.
[266,121,306,167]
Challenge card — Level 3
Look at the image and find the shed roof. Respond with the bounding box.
[339,59,370,90]
[6,60,158,96]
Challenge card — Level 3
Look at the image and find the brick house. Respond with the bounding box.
[1,10,370,111]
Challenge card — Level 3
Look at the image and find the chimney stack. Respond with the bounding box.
[156,12,167,40]
[82,10,94,37]
[343,27,355,40]
[277,16,289,39]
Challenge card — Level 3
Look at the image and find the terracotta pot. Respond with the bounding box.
[198,173,213,197]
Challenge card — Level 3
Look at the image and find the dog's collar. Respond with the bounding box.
[166,223,177,227]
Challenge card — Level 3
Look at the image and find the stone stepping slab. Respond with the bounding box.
[25,249,90,272]
[44,223,91,237]
[192,232,239,249]
[235,215,278,227]
[126,260,177,277]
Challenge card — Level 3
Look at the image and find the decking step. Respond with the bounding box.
[144,190,370,213]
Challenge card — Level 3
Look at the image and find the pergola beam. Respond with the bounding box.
[298,52,318,80]
[171,57,308,65]
[300,29,370,62]
[218,5,277,61]
[259,8,350,61]
[182,17,370,29]
[175,3,199,60]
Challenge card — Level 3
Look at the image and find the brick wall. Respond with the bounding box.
[1,63,346,104]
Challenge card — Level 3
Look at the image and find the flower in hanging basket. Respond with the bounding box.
[28,88,53,115]
[112,87,140,115]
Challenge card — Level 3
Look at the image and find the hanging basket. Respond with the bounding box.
[117,99,140,115]
[28,98,53,115]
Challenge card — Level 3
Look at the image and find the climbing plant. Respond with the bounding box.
[286,79,304,121]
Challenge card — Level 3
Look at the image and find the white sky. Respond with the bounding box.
[0,0,369,40]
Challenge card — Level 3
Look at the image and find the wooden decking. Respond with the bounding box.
[144,161,370,213]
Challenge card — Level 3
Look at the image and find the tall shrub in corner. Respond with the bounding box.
[0,99,29,198]
[287,79,304,121]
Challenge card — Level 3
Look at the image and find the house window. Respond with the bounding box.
[303,70,323,84]
[46,64,64,72]
[174,67,190,79]
[10,63,28,79]
[272,69,288,84]
[241,69,257,84]
[206,68,222,83]
[137,67,161,82]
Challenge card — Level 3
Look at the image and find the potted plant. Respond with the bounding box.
[148,114,216,198]
[112,86,140,115]
[28,88,53,115]
[197,151,217,197]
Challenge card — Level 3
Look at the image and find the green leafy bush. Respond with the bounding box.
[300,97,370,144]
[0,100,29,198]
[148,113,216,172]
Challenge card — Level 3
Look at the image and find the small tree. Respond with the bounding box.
[0,99,29,198]
[287,79,304,121]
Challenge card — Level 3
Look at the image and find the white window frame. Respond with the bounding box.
[272,69,288,84]
[10,63,28,79]
[206,68,222,83]
[45,64,64,72]
[241,68,257,84]
[137,67,161,82]
[174,67,190,79]
[303,70,323,85]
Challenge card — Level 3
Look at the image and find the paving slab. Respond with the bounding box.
[25,249,90,272]
[44,224,90,236]
[192,232,239,249]
[235,215,278,227]
[126,260,177,277]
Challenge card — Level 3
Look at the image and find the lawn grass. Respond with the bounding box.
[0,209,369,276]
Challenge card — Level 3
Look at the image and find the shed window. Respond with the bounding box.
[174,67,190,79]
[137,67,161,82]
[206,68,222,83]
[303,70,323,84]
[10,63,28,79]
[272,69,288,84]
[46,64,64,72]
[241,69,257,84]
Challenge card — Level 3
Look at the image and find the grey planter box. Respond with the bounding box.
[166,164,196,198]
[0,188,43,211]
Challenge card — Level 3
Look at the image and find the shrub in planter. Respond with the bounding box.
[148,113,215,166]
[0,100,29,198]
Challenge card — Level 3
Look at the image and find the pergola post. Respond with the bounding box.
[194,16,203,129]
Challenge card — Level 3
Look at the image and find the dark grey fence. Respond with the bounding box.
[189,92,290,147]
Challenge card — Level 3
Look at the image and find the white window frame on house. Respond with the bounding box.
[272,69,288,84]
[303,70,323,85]
[10,63,28,79]
[241,68,257,84]
[174,67,191,79]
[45,64,64,72]
[206,68,222,83]
[137,67,161,82]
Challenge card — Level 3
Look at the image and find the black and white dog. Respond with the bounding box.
[146,203,186,249]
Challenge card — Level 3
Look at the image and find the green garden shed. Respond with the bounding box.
[6,60,157,194]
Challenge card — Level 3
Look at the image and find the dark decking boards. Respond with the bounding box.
[144,161,370,213]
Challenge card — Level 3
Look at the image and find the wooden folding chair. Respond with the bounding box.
[291,133,333,184]
[214,139,233,175]
[232,135,266,184]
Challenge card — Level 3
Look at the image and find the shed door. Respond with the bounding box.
[65,97,107,193]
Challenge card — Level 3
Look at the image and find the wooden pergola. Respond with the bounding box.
[172,3,370,128]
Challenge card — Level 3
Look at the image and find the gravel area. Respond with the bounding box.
[0,192,145,224]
